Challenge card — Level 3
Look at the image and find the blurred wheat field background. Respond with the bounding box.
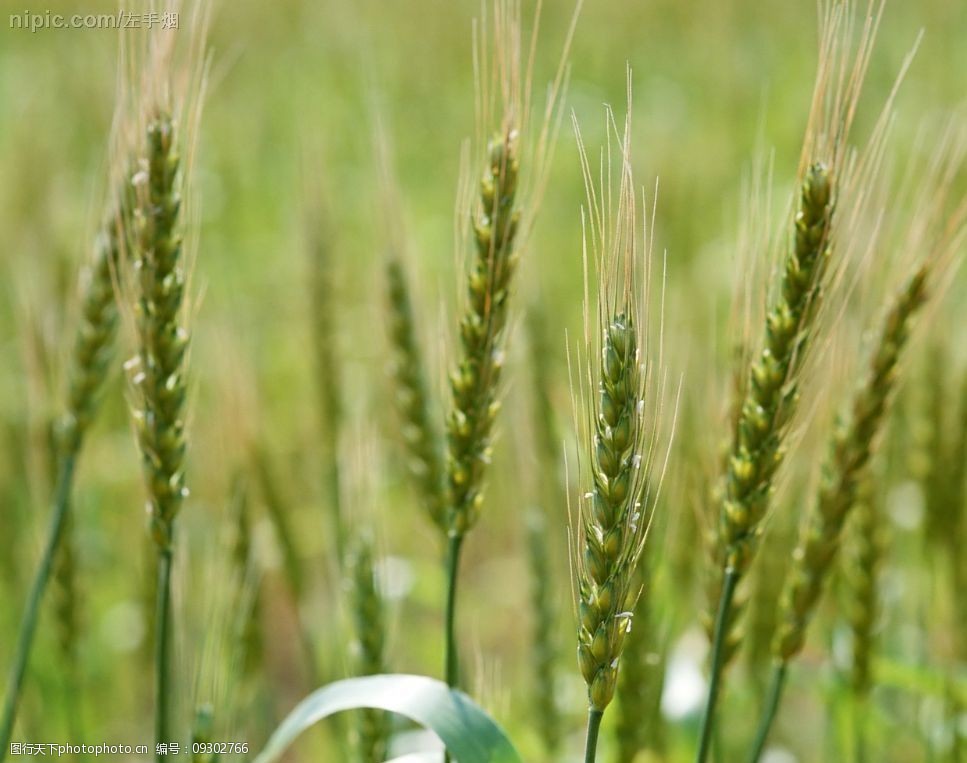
[0,1,965,762]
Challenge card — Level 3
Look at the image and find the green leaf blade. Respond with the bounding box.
[253,674,522,763]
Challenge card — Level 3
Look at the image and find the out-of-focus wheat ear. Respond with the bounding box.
[525,508,562,759]
[348,537,390,763]
[747,264,931,762]
[775,264,933,661]
[843,477,881,698]
[228,472,262,682]
[951,369,967,659]
[60,195,129,454]
[614,558,667,763]
[305,200,347,567]
[386,256,448,532]
[527,304,565,483]
[841,476,883,763]
[524,304,565,759]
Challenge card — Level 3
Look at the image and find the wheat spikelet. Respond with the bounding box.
[525,508,562,758]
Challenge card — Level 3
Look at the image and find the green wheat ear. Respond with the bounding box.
[577,312,649,713]
[131,112,189,552]
[446,130,521,538]
[843,476,882,697]
[721,163,833,574]
[386,256,447,531]
[61,197,127,453]
[128,111,189,755]
[702,163,834,674]
[774,264,927,661]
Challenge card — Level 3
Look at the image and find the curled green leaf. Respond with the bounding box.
[253,674,522,763]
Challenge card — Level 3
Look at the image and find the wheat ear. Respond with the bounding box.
[842,475,882,762]
[526,509,562,759]
[0,197,125,754]
[572,92,670,763]
[698,163,834,763]
[525,306,564,759]
[128,112,190,758]
[748,264,930,762]
[443,128,521,693]
[386,256,448,531]
[307,208,346,566]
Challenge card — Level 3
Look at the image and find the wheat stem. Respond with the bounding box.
[154,547,174,757]
[583,708,605,763]
[444,533,465,690]
[0,452,77,758]
[747,661,787,763]
[696,565,739,763]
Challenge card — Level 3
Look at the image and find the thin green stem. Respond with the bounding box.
[696,566,739,763]
[0,452,77,760]
[584,708,605,763]
[747,661,788,763]
[155,546,174,760]
[444,534,464,689]
[443,533,464,763]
